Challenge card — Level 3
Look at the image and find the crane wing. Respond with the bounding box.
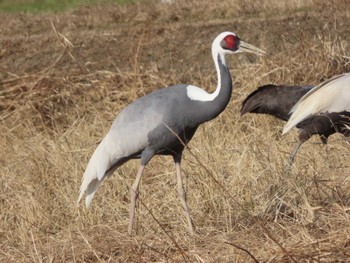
[283,73,350,134]
[77,96,164,207]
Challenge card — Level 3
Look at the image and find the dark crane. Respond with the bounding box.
[241,84,350,164]
[284,73,350,133]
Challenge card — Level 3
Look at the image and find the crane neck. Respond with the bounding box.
[203,49,233,121]
[184,47,233,123]
[211,49,226,96]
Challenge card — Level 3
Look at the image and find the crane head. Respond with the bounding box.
[213,32,266,56]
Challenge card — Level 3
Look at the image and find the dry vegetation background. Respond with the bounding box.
[1,0,350,261]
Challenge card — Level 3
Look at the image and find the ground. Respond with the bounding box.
[1,0,350,262]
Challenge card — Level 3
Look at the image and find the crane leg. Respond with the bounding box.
[288,141,302,165]
[175,162,195,234]
[323,144,329,161]
[128,165,145,235]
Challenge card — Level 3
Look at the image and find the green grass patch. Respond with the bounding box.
[0,0,134,13]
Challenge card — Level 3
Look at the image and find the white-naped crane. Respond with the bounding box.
[284,73,350,133]
[282,73,350,162]
[241,84,350,164]
[77,32,265,235]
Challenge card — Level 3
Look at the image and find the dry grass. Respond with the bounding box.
[1,0,350,261]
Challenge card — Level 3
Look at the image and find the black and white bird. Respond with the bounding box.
[283,73,350,134]
[77,32,265,234]
[241,84,350,164]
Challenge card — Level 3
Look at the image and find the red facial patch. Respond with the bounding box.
[223,35,237,49]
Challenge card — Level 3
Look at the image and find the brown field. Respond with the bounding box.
[1,0,350,261]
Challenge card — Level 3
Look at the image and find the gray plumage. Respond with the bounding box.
[77,31,265,234]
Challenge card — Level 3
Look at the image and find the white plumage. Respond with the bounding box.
[283,73,350,134]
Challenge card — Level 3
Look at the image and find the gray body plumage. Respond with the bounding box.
[110,54,232,165]
[78,55,232,206]
[77,31,265,234]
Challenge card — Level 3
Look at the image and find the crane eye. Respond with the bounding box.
[221,35,239,50]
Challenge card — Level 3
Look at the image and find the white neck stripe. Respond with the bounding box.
[186,85,218,101]
[186,48,227,101]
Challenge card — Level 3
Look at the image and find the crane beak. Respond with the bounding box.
[239,41,266,56]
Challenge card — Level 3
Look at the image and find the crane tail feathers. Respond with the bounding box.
[77,178,100,207]
[282,116,301,134]
[77,132,121,207]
